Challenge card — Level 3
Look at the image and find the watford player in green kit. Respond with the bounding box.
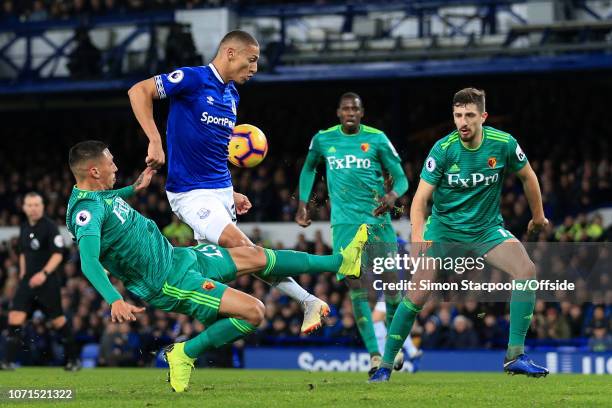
[65,141,367,392]
[370,88,550,382]
[296,93,409,376]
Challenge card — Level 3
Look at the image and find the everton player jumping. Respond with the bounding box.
[128,30,330,334]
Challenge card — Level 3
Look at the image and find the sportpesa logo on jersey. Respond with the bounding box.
[200,111,236,128]
[327,155,371,170]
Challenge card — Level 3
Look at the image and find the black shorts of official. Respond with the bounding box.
[10,275,64,320]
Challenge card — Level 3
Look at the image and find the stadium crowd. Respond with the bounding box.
[0,215,610,367]
[0,153,610,366]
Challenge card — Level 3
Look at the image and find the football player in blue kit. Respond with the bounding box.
[128,30,330,334]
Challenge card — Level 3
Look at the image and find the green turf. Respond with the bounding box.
[0,368,610,408]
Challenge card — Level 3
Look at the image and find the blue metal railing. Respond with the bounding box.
[0,11,174,81]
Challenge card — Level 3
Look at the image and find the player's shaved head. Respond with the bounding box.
[218,30,259,52]
[453,88,486,112]
[213,30,259,85]
[69,140,108,178]
[339,92,363,108]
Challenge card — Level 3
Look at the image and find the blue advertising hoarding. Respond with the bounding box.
[244,347,612,375]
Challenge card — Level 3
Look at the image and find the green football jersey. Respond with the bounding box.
[66,187,173,300]
[420,126,528,233]
[303,124,403,226]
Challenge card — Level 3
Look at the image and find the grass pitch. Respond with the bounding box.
[1,368,610,408]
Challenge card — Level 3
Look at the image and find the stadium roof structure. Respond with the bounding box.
[0,1,612,94]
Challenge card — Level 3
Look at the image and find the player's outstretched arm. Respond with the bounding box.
[133,167,156,192]
[113,167,157,200]
[410,179,435,255]
[128,78,165,169]
[77,235,124,306]
[515,163,548,234]
[79,236,144,321]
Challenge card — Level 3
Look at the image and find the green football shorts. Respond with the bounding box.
[332,223,398,280]
[423,216,515,259]
[147,245,237,326]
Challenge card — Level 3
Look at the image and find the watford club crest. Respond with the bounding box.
[360,143,369,152]
[488,157,497,169]
[202,281,216,291]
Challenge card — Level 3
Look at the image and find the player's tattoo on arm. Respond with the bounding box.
[132,167,155,193]
[133,172,145,189]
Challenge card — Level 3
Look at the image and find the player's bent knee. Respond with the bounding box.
[410,292,429,308]
[232,237,252,247]
[512,259,536,280]
[218,224,254,248]
[252,246,267,269]
[246,298,265,327]
[523,260,537,279]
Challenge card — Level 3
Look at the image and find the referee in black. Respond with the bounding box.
[1,192,80,370]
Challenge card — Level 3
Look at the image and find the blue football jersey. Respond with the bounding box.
[154,63,239,193]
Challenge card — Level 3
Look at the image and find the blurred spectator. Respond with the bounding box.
[480,314,505,349]
[69,0,87,16]
[1,0,19,23]
[338,313,359,338]
[29,0,48,21]
[103,0,123,15]
[99,322,139,366]
[294,233,314,253]
[588,321,612,352]
[420,317,443,349]
[586,214,604,241]
[162,215,193,246]
[67,28,102,79]
[586,306,609,337]
[163,24,202,71]
[565,303,584,338]
[126,0,145,12]
[90,0,103,15]
[448,315,480,349]
[538,307,571,340]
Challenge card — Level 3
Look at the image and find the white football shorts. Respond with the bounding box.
[166,187,236,244]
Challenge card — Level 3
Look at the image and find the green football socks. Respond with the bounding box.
[259,249,343,277]
[384,292,402,329]
[506,279,536,360]
[350,289,380,356]
[184,318,256,358]
[382,298,422,368]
